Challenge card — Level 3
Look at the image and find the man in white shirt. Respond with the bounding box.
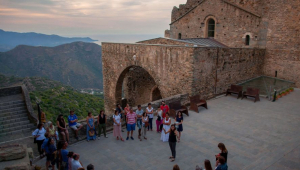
[72,153,83,170]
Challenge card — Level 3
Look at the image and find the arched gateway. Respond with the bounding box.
[102,41,265,115]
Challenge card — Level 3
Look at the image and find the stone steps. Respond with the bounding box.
[0,114,28,121]
[0,116,29,125]
[0,123,36,134]
[0,109,28,117]
[0,102,26,110]
[0,106,28,114]
[0,120,30,128]
[0,100,24,107]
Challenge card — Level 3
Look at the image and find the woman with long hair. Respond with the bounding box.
[86,112,96,141]
[160,113,171,142]
[215,143,228,163]
[140,112,149,141]
[175,111,183,142]
[163,124,178,162]
[56,114,69,143]
[113,110,124,141]
[204,159,213,170]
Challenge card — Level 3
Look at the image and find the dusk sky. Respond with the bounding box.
[0,0,186,42]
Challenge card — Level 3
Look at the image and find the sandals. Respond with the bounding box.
[121,138,124,142]
[117,137,119,140]
[170,158,175,162]
[169,156,174,159]
[144,137,147,140]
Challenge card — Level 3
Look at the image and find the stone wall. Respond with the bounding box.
[168,0,262,48]
[0,86,22,97]
[102,42,265,114]
[191,47,265,99]
[102,43,194,114]
[262,0,300,87]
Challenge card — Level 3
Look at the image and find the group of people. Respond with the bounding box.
[32,100,228,169]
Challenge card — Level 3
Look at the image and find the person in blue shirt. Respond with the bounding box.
[41,133,50,169]
[60,141,69,170]
[47,138,57,170]
[68,110,82,140]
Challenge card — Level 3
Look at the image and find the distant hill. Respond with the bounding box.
[0,29,97,52]
[0,42,103,90]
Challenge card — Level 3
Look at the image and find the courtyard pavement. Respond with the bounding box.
[36,89,300,170]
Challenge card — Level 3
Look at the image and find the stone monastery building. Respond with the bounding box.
[102,0,300,112]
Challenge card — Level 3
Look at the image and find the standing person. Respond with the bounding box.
[160,113,171,142]
[46,121,57,141]
[140,112,149,141]
[67,152,74,170]
[32,123,46,158]
[47,138,57,170]
[41,133,50,168]
[135,105,143,139]
[115,104,124,132]
[124,104,130,129]
[41,110,47,126]
[60,141,69,170]
[56,114,69,143]
[113,110,124,141]
[97,110,108,139]
[160,101,169,118]
[163,124,178,162]
[175,111,183,142]
[126,108,137,140]
[156,106,163,133]
[71,154,83,170]
[86,112,96,141]
[215,143,228,164]
[68,110,83,140]
[146,103,154,131]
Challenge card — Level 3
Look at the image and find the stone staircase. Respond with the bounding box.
[0,87,37,144]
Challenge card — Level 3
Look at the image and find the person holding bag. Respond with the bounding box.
[140,112,149,141]
[86,112,96,141]
[32,123,46,158]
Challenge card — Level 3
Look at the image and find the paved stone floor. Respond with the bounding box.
[35,89,300,170]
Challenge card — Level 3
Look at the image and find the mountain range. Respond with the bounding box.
[0,29,97,52]
[0,42,103,90]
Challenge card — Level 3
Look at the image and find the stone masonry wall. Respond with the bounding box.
[169,0,262,48]
[138,38,196,46]
[102,42,265,114]
[262,0,300,87]
[191,47,265,99]
[102,43,194,114]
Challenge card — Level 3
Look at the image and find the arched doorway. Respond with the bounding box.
[151,86,162,101]
[115,66,162,107]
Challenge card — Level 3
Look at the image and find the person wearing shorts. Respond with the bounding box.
[68,111,83,140]
[126,107,137,140]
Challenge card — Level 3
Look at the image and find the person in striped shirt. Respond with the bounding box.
[126,107,137,140]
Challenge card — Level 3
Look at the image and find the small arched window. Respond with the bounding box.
[178,33,182,39]
[207,19,215,38]
[245,35,250,45]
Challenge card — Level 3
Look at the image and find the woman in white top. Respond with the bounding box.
[146,103,154,131]
[113,110,124,141]
[156,106,163,133]
[160,113,171,142]
[32,123,46,158]
[140,112,149,141]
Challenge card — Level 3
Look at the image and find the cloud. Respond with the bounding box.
[0,0,187,36]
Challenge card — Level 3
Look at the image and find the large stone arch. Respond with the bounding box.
[115,65,163,107]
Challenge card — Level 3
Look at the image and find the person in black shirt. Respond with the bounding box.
[164,124,178,162]
[97,110,108,139]
[215,143,228,165]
